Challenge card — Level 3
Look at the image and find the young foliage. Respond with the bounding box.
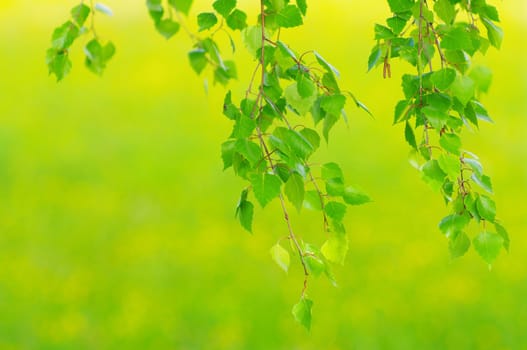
[46,2,115,81]
[47,0,509,330]
[216,0,369,329]
[292,296,313,331]
[370,0,507,265]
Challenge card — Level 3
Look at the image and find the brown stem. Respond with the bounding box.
[257,0,309,291]
[428,22,447,68]
[417,0,432,157]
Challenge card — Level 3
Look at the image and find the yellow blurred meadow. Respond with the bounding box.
[0,0,526,349]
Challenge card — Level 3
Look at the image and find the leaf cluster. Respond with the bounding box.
[371,0,507,265]
[46,2,115,81]
[47,0,509,330]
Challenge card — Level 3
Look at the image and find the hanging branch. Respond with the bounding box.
[369,0,509,266]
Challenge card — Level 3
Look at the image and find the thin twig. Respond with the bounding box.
[255,1,309,289]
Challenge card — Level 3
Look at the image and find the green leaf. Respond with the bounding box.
[147,0,164,23]
[368,45,382,72]
[46,50,72,82]
[188,49,207,75]
[394,100,411,124]
[438,153,460,180]
[469,66,493,94]
[299,128,320,152]
[480,5,500,22]
[471,173,493,193]
[449,231,471,258]
[374,24,395,40]
[296,72,317,99]
[168,0,193,15]
[427,92,452,111]
[325,178,344,196]
[404,122,417,150]
[481,17,503,49]
[226,9,247,30]
[476,194,496,222]
[342,186,370,205]
[495,223,510,252]
[285,173,305,211]
[197,12,218,31]
[401,74,419,99]
[237,200,253,233]
[322,73,340,93]
[314,51,340,78]
[325,201,347,221]
[463,156,483,176]
[233,155,251,179]
[439,213,470,237]
[443,179,455,199]
[213,0,236,18]
[387,0,415,13]
[214,60,237,85]
[434,0,456,24]
[320,94,346,116]
[473,231,503,266]
[331,219,346,234]
[472,101,493,123]
[431,68,456,90]
[451,75,475,106]
[321,234,349,265]
[250,173,282,207]
[241,98,257,118]
[321,162,343,181]
[296,0,307,15]
[51,21,79,50]
[277,41,298,61]
[445,50,470,74]
[464,193,481,221]
[221,140,236,169]
[310,98,325,125]
[234,139,262,166]
[447,115,464,132]
[440,133,462,156]
[232,115,256,139]
[156,19,181,39]
[241,26,263,57]
[270,243,290,273]
[84,39,115,75]
[261,47,277,69]
[71,4,90,27]
[94,3,113,16]
[303,190,322,211]
[421,160,447,191]
[222,91,241,120]
[441,25,473,51]
[305,255,325,277]
[284,83,317,116]
[276,5,303,28]
[292,297,313,331]
[274,163,291,183]
[273,127,314,160]
[147,0,163,11]
[387,15,407,35]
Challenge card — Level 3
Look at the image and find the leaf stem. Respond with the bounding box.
[256,0,309,293]
[418,0,432,157]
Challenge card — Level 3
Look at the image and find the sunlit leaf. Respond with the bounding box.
[473,231,503,266]
[292,297,313,331]
[270,243,290,273]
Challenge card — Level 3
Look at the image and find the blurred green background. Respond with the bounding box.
[1,1,526,349]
